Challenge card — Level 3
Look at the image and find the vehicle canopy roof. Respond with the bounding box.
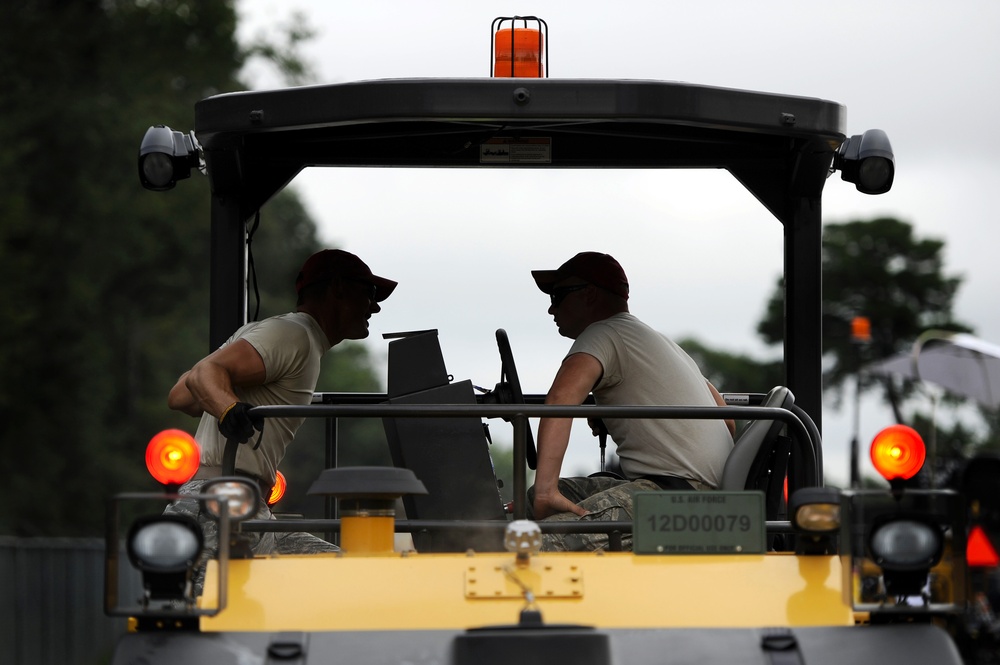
[191,76,854,430]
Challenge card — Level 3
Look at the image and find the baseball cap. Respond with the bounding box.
[295,249,397,302]
[531,252,629,300]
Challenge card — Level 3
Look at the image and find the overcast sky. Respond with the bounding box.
[234,1,1000,485]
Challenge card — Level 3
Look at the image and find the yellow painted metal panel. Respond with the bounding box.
[465,561,584,599]
[200,551,851,632]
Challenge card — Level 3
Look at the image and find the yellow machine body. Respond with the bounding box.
[200,550,850,632]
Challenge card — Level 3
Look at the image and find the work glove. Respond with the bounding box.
[218,401,264,444]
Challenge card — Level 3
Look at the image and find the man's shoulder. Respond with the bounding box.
[236,313,316,345]
[582,313,647,338]
[573,315,627,355]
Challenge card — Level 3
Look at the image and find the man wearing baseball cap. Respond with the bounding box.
[530,251,734,551]
[165,248,396,590]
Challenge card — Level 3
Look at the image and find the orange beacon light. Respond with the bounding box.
[146,429,200,486]
[491,16,547,78]
[870,424,926,481]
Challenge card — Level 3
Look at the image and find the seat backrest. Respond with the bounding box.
[381,332,506,553]
[720,386,793,519]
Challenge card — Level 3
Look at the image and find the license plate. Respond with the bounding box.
[633,491,766,554]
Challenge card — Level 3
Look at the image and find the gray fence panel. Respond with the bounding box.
[0,537,142,665]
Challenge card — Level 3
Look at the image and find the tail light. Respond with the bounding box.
[146,429,200,486]
[870,424,925,481]
[268,470,287,505]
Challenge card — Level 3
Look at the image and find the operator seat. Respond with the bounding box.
[720,386,793,522]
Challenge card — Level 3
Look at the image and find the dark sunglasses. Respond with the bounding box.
[549,283,588,307]
[345,277,377,302]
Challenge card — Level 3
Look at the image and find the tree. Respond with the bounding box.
[678,337,784,395]
[756,218,970,420]
[907,413,988,489]
[0,0,248,536]
[679,337,785,436]
[0,1,385,535]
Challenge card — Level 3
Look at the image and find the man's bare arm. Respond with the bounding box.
[168,340,267,420]
[707,381,736,439]
[167,370,202,417]
[534,352,604,519]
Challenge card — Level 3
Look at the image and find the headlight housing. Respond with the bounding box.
[867,515,944,598]
[201,477,260,522]
[138,125,202,191]
[126,514,204,602]
[868,517,943,571]
[127,514,203,573]
[790,487,841,534]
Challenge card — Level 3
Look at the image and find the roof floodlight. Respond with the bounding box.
[138,125,202,191]
[835,129,894,195]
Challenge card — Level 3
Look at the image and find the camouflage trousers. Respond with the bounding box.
[164,479,339,595]
[526,476,674,552]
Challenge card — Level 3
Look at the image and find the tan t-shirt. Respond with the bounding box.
[195,312,330,484]
[568,312,732,487]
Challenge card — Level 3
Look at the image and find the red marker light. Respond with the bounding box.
[268,471,287,506]
[146,429,200,486]
[870,424,926,480]
[967,525,1000,568]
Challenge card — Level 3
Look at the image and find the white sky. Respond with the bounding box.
[235,0,1000,486]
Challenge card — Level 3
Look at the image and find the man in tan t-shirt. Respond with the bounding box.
[165,249,396,590]
[529,251,734,551]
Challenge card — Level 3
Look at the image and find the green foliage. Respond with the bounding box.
[908,413,990,488]
[0,0,245,536]
[485,442,534,506]
[687,217,988,462]
[979,410,1000,452]
[0,1,383,535]
[757,218,970,414]
[241,10,318,86]
[678,337,784,394]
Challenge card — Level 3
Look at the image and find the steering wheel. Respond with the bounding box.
[495,328,538,469]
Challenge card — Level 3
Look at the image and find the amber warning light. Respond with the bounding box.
[268,470,287,505]
[146,429,200,486]
[491,16,547,78]
[870,424,926,481]
[851,316,872,342]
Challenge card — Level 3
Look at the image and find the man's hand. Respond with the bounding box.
[218,402,263,443]
[533,488,589,519]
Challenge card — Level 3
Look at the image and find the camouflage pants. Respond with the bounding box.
[526,477,666,552]
[164,479,339,595]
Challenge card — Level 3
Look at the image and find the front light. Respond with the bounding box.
[137,125,202,191]
[795,503,841,533]
[140,152,175,189]
[869,519,943,571]
[127,515,203,573]
[201,478,259,522]
[835,129,894,195]
[790,487,842,534]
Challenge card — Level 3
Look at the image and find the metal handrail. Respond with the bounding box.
[244,403,818,520]
[241,517,796,553]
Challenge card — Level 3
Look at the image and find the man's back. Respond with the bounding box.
[570,312,732,487]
